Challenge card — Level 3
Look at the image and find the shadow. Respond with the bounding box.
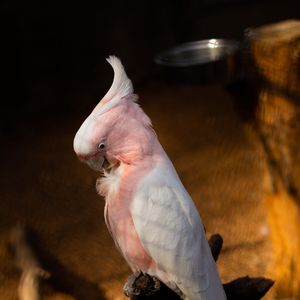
[26,229,107,300]
[226,79,260,123]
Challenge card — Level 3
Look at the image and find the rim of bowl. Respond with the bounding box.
[154,39,240,67]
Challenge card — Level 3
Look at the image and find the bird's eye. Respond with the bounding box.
[98,143,105,150]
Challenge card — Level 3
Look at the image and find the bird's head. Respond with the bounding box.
[73,56,154,171]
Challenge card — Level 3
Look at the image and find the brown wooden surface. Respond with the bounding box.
[249,19,300,95]
[249,19,300,298]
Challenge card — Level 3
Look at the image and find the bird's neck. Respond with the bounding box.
[97,153,158,202]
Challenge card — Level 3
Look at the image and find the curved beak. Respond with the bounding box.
[86,155,105,171]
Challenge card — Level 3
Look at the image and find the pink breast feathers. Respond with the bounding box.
[105,196,154,273]
[102,163,157,274]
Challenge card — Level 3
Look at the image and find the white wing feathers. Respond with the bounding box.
[132,184,209,290]
[131,162,226,300]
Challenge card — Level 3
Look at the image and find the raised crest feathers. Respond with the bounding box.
[93,56,135,116]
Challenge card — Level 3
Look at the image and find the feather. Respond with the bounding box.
[131,158,226,300]
[93,56,136,116]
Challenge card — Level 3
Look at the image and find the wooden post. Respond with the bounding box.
[248,19,300,298]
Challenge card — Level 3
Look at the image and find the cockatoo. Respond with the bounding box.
[73,56,226,300]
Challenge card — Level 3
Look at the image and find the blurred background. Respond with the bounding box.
[1,0,300,299]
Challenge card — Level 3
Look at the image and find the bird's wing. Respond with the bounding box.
[131,166,213,298]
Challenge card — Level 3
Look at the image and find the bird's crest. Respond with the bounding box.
[93,56,135,116]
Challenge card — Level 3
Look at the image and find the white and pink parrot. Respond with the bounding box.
[73,56,226,300]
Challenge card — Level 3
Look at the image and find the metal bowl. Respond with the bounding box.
[154,39,240,84]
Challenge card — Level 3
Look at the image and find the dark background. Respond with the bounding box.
[2,0,300,124]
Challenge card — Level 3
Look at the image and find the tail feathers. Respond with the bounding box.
[93,56,135,116]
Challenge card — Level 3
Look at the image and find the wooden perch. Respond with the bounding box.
[208,233,223,262]
[223,276,274,300]
[123,234,274,300]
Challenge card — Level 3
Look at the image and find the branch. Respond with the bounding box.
[223,276,274,300]
[123,234,274,300]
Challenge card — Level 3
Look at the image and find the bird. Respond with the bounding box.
[73,56,227,300]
